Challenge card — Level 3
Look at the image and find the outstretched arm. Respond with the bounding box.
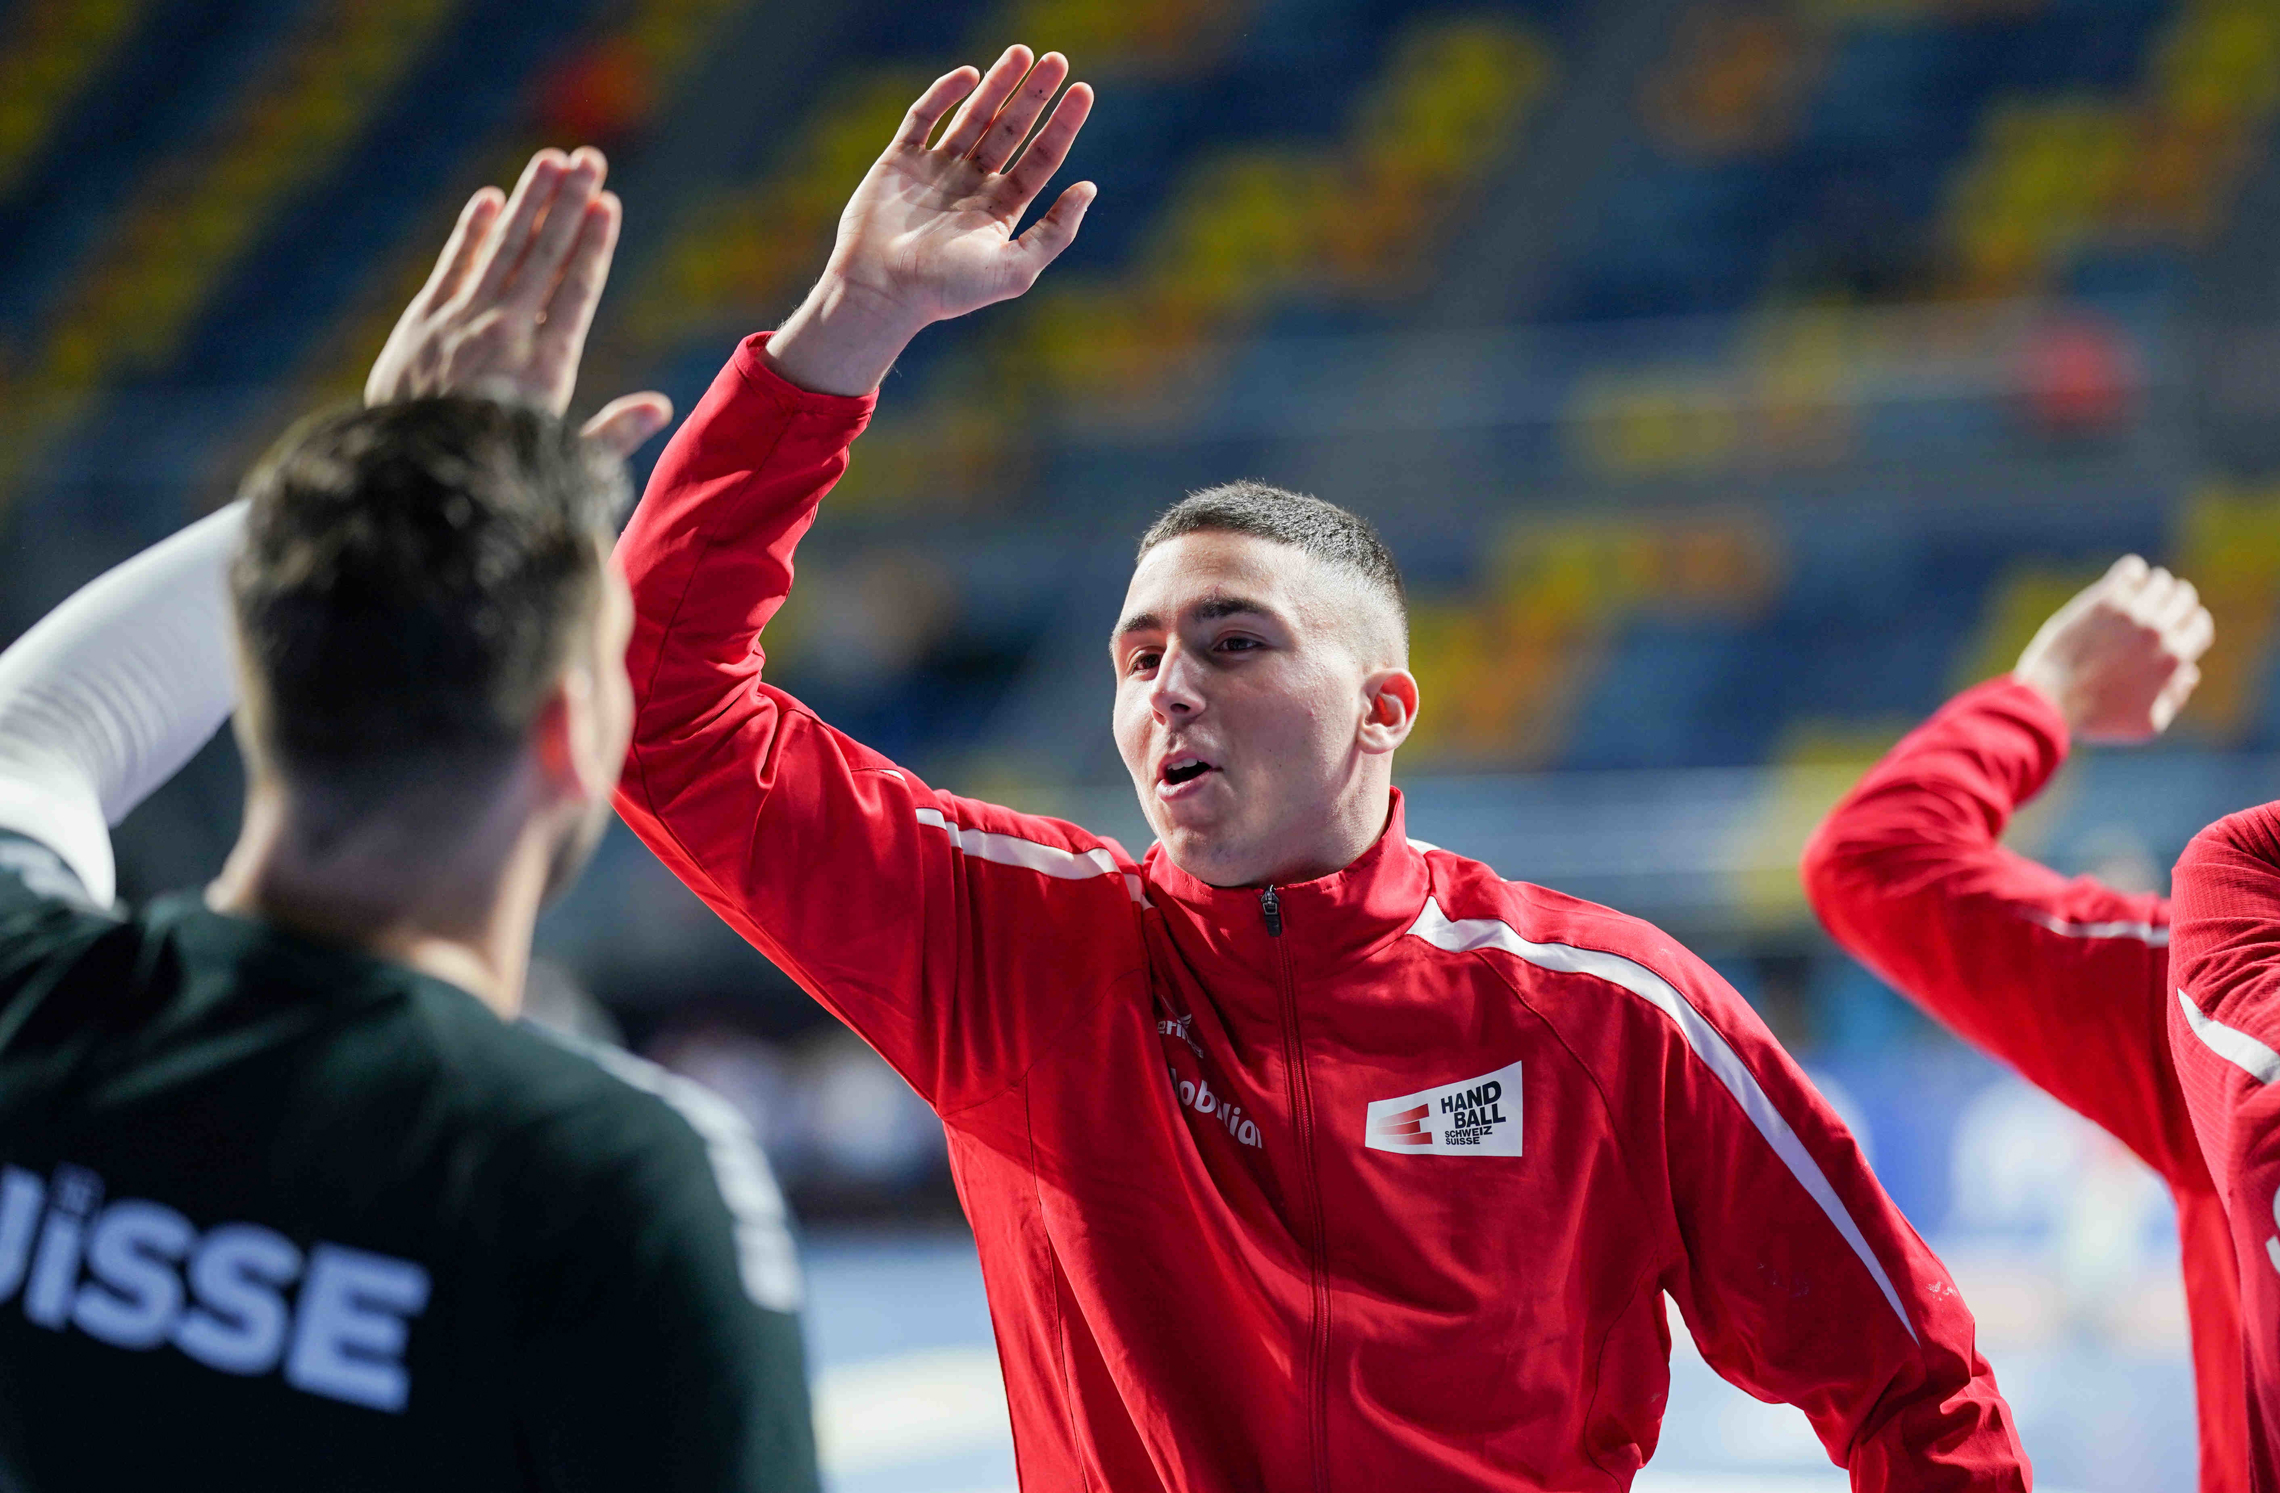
[615,55,1135,1112]
[0,507,246,907]
[1802,556,2215,1185]
[0,147,660,909]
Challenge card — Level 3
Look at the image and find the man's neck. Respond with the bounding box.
[205,783,547,1018]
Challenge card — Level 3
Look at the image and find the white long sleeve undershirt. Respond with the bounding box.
[0,504,246,906]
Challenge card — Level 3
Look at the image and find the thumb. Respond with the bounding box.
[2029,557,2132,659]
[1012,181,1097,277]
[2104,552,2151,587]
[582,391,675,457]
[2087,552,2149,611]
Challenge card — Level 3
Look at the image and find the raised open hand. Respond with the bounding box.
[366,147,672,458]
[767,47,1097,396]
[2016,554,2215,742]
[840,48,1097,323]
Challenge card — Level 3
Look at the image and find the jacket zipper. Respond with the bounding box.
[1262,886,1331,1493]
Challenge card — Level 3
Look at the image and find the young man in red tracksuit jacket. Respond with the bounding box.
[615,48,2028,1490]
[1802,557,2243,1492]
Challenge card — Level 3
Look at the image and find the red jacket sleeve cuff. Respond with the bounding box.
[730,331,880,423]
[1971,673,2071,762]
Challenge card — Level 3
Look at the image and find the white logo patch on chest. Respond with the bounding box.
[1364,1061,1523,1157]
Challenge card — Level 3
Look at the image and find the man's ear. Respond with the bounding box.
[1359,668,1419,756]
[530,665,609,804]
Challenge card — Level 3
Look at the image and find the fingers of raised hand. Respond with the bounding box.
[530,192,622,403]
[897,67,983,149]
[973,51,1069,174]
[417,187,504,312]
[2115,564,2179,628]
[463,150,570,307]
[1003,80,1094,205]
[2149,577,2202,636]
[2171,602,2216,663]
[2134,563,2177,608]
[503,147,607,314]
[938,45,1034,158]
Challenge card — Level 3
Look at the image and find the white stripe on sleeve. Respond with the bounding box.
[915,806,1146,904]
[1408,896,1917,1341]
[2177,989,2280,1086]
[2022,910,2169,946]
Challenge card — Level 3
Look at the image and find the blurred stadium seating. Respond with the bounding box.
[2,4,2275,1483]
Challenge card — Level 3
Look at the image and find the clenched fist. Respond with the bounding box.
[2015,554,2215,742]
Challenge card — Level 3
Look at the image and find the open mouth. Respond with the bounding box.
[1157,755,1217,793]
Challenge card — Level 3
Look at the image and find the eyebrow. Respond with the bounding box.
[1111,595,1277,644]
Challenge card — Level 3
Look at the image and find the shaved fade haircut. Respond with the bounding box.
[1138,481,1410,656]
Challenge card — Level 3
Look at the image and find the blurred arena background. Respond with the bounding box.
[2,0,2271,1485]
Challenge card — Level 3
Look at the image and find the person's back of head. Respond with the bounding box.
[225,397,636,929]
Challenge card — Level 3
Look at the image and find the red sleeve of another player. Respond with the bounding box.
[1602,936,2028,1490]
[613,337,1145,1113]
[1800,676,2202,1187]
[2171,804,2280,1050]
[2170,806,2280,1488]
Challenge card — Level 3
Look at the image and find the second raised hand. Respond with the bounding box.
[766,46,1098,397]
[366,146,673,458]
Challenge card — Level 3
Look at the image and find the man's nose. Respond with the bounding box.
[1150,642,1205,720]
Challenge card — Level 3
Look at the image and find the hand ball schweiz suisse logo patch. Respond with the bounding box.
[1364,1061,1524,1157]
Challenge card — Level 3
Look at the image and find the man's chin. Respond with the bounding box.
[1141,792,1223,845]
[1159,838,1274,890]
[1138,817,1253,888]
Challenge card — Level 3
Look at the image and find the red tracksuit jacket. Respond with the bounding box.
[1803,676,2248,1493]
[2169,798,2280,1487]
[613,335,2028,1491]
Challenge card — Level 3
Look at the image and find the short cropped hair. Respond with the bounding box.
[230,398,627,801]
[1137,481,1409,649]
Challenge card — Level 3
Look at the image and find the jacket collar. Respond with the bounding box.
[1142,790,1432,981]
